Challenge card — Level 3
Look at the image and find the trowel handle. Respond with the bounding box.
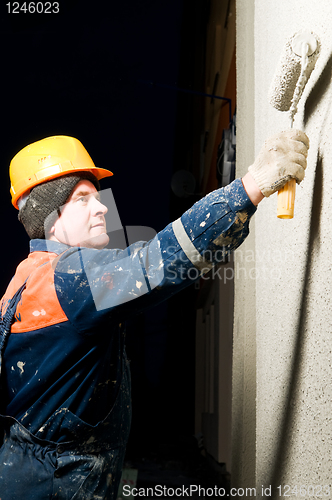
[277,179,296,219]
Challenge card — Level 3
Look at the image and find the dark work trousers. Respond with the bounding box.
[0,282,132,500]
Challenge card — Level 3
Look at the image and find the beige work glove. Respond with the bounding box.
[248,129,309,197]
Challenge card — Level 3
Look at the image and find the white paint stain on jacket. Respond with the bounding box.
[17,361,26,375]
[32,309,46,316]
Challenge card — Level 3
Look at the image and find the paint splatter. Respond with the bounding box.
[32,309,46,317]
[17,361,26,375]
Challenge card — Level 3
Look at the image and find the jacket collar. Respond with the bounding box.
[29,239,70,255]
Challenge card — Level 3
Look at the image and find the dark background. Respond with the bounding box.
[1,0,210,461]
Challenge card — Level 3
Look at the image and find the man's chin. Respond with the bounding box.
[80,233,110,249]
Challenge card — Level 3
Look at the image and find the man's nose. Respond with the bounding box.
[93,197,108,215]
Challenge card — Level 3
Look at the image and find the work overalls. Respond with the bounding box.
[0,279,132,500]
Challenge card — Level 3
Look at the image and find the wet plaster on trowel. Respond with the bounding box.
[268,33,320,113]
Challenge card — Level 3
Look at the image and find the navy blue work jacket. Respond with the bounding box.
[0,179,256,498]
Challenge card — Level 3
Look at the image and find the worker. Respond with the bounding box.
[0,130,308,499]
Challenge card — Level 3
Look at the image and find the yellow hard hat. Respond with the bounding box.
[10,135,113,209]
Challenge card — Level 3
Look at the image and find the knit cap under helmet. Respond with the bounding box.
[18,173,100,239]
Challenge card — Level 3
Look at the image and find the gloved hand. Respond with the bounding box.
[248,129,309,197]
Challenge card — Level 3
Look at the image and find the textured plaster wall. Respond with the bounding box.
[234,0,332,497]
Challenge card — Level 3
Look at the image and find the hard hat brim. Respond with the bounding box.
[12,166,113,209]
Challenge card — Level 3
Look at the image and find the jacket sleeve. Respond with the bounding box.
[54,178,257,332]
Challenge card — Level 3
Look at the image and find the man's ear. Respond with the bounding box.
[45,223,56,241]
[47,224,56,236]
[44,209,60,240]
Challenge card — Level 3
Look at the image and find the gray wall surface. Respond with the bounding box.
[234,0,332,497]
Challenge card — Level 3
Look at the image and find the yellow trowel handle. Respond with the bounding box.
[277,178,296,219]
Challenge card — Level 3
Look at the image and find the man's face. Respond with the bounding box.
[48,179,109,249]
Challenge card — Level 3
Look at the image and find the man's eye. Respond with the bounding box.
[77,196,87,203]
